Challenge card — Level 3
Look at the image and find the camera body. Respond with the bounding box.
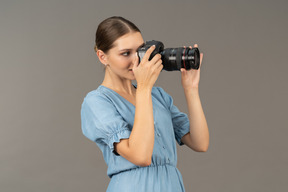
[137,40,200,71]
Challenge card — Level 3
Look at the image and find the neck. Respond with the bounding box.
[101,68,136,95]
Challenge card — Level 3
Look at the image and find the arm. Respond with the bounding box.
[181,87,209,152]
[114,86,154,166]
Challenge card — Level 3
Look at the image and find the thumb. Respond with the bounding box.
[181,68,187,75]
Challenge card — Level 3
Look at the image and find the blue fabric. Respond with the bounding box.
[80,82,190,192]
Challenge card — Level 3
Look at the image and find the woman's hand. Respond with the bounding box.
[180,44,204,90]
[132,45,163,90]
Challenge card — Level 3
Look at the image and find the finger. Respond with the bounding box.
[142,45,156,62]
[151,58,162,72]
[153,58,163,69]
[150,53,162,65]
[158,63,164,72]
[200,53,203,65]
[156,61,163,73]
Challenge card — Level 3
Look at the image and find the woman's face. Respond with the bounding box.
[102,32,145,79]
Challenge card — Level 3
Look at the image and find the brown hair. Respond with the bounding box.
[95,16,141,69]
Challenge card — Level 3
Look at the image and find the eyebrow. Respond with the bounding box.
[119,42,145,52]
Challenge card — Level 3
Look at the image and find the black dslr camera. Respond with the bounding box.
[137,40,200,71]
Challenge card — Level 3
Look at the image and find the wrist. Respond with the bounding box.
[183,86,199,92]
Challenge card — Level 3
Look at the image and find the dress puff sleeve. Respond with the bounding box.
[157,87,190,146]
[80,94,131,156]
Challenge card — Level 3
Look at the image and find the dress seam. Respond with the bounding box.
[110,163,176,178]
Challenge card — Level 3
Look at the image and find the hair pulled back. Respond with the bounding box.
[95,16,141,54]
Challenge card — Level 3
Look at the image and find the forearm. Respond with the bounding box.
[184,87,209,151]
[129,86,154,164]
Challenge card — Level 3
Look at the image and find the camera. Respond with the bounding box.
[137,40,200,71]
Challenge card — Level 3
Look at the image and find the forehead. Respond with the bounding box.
[113,32,144,50]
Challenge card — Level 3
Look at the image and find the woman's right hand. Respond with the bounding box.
[132,45,163,90]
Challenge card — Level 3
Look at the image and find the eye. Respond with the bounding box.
[122,52,130,56]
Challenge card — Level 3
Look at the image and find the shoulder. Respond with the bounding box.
[81,87,114,109]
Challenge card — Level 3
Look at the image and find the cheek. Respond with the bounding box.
[113,56,131,68]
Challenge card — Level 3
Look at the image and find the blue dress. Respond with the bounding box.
[80,82,190,192]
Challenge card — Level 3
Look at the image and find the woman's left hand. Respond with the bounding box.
[180,44,204,90]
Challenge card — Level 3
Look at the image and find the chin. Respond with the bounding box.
[127,71,135,80]
[129,76,136,80]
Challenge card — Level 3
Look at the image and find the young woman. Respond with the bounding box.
[81,16,209,192]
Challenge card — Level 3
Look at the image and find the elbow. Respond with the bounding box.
[137,156,152,167]
[128,145,153,167]
[198,139,209,152]
[138,161,151,167]
[198,148,208,152]
[198,145,209,152]
[194,142,209,152]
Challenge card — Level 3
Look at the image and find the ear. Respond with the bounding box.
[96,49,109,65]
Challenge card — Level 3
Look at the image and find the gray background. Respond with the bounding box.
[1,0,287,191]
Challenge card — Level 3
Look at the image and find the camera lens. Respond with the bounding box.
[161,47,200,71]
[185,47,200,70]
